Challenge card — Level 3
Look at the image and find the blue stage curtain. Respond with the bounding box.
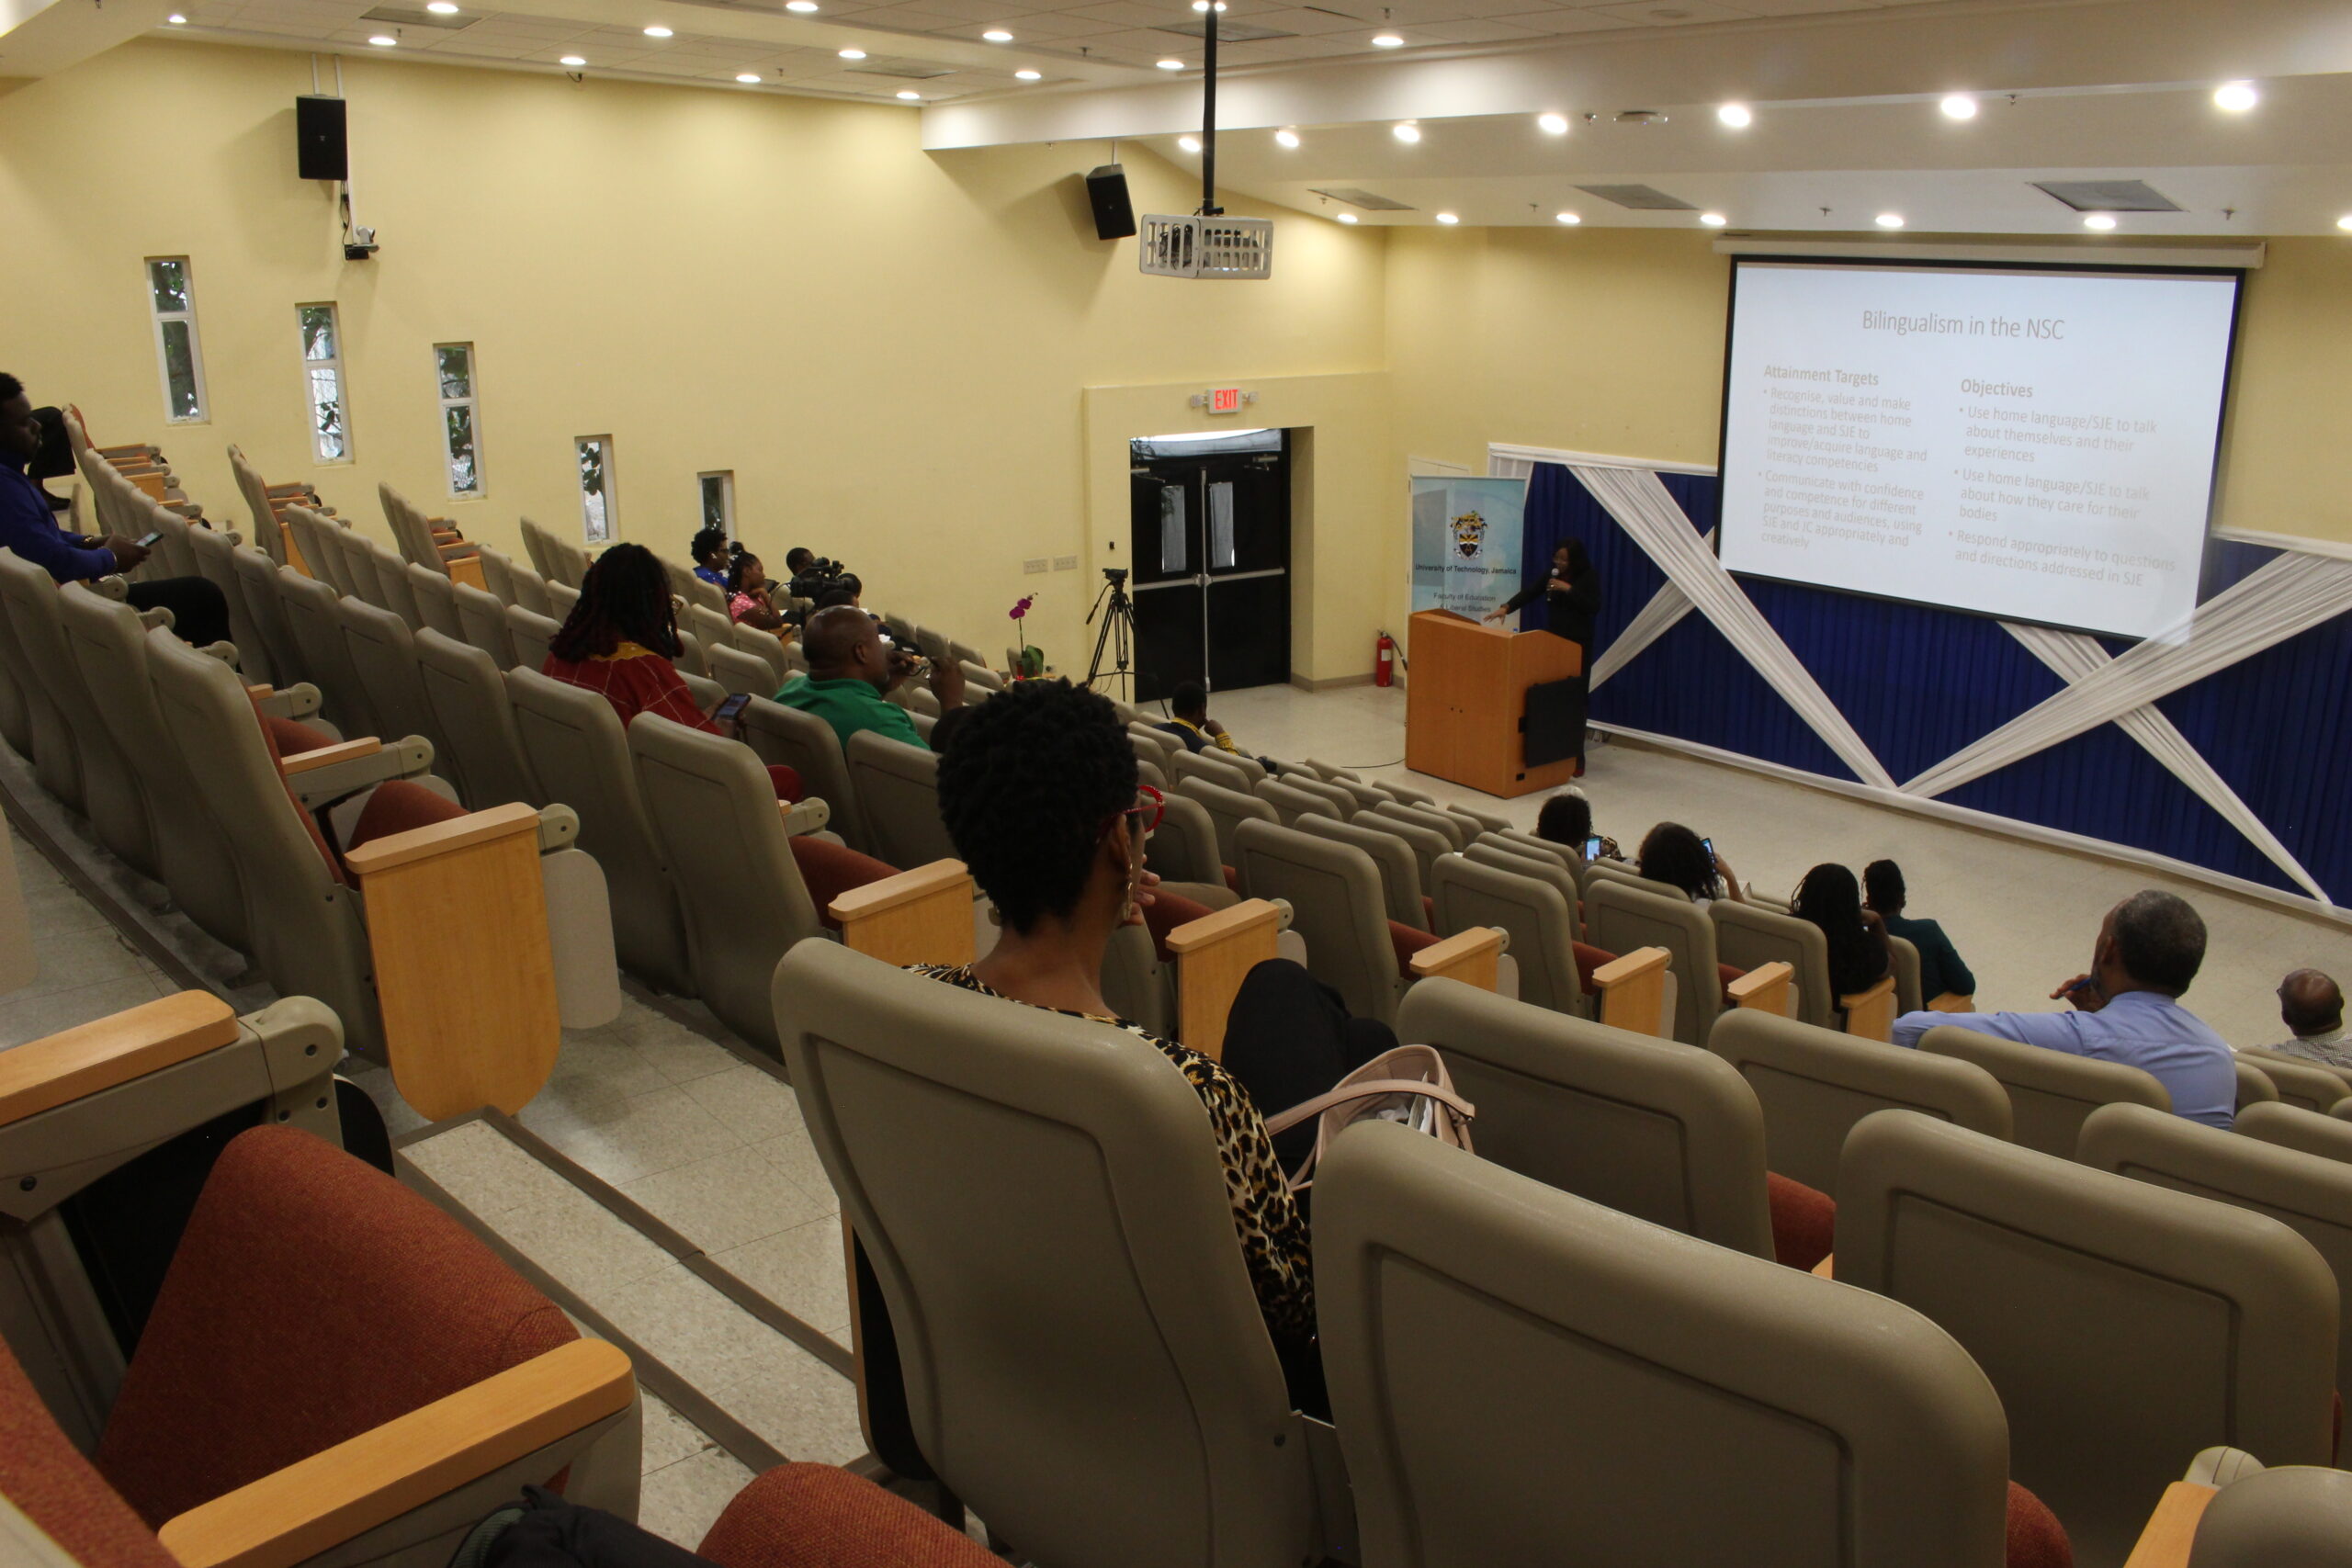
[1522,464,2352,901]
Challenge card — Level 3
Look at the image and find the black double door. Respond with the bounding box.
[1126,441,1291,705]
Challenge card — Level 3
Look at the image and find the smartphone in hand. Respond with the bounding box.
[712,692,753,726]
[1583,834,1603,861]
[137,530,163,547]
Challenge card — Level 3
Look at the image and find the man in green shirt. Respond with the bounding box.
[776,604,964,751]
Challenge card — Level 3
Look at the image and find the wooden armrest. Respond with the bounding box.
[95,443,152,458]
[0,992,238,1128]
[245,684,275,700]
[344,802,541,876]
[1928,993,1975,1013]
[1408,925,1504,989]
[2120,1482,2217,1568]
[279,738,382,775]
[1840,974,1899,1043]
[263,482,311,497]
[1165,898,1284,1060]
[1163,896,1282,955]
[830,859,975,967]
[1593,947,1668,987]
[1810,1254,1834,1280]
[156,1338,633,1568]
[1594,945,1671,1039]
[1727,960,1794,1016]
[128,472,167,500]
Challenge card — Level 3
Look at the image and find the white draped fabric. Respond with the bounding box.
[1587,530,1707,691]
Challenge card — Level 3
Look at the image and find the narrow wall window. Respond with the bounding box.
[577,436,616,543]
[298,304,349,461]
[698,471,734,540]
[145,258,209,423]
[435,344,483,498]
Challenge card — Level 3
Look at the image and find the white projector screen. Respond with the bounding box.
[1717,259,2242,640]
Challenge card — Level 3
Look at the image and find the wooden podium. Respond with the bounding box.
[1404,609,1584,798]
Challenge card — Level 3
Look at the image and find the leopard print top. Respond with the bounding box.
[911,964,1315,1344]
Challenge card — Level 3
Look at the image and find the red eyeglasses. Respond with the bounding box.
[1110,784,1164,838]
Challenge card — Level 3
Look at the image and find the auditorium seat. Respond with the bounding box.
[1367,808,1457,895]
[1917,1023,2170,1160]
[229,542,311,690]
[1839,1109,2337,1566]
[664,552,727,615]
[413,627,546,808]
[505,603,563,671]
[674,624,708,678]
[226,444,323,568]
[404,558,465,639]
[451,576,521,668]
[1708,1009,2013,1198]
[1234,818,1410,1025]
[1463,840,1584,942]
[684,599,733,655]
[2235,1046,2352,1113]
[518,514,560,582]
[277,564,385,737]
[179,523,276,685]
[2237,1060,2282,1112]
[1367,796,1467,852]
[380,481,480,579]
[0,553,90,809]
[707,639,778,697]
[1585,879,1731,1046]
[729,620,795,688]
[2182,1465,2352,1566]
[1314,1119,2028,1568]
[1271,772,1357,820]
[283,506,353,598]
[1888,931,1927,1013]
[1317,773,1400,815]
[1127,719,1181,763]
[476,545,552,615]
[741,695,871,854]
[1170,747,1253,795]
[1297,812,1428,931]
[1255,774,1342,828]
[1712,899,1839,1029]
[1583,858,1695,902]
[845,729,957,869]
[1175,775,1278,880]
[961,659,1003,699]
[335,595,450,761]
[1141,789,1226,893]
[1430,853,1585,1013]
[2237,1100,2352,1165]
[771,941,1344,1568]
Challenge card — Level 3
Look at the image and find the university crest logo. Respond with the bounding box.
[1452,510,1487,558]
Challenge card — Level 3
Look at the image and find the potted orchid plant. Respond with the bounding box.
[1009,593,1045,678]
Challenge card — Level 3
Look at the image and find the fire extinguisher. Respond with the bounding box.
[1374,630,1396,688]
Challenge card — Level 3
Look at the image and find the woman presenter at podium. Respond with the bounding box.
[1487,538,1601,773]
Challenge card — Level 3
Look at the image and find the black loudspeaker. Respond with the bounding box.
[297,95,348,182]
[1085,164,1136,241]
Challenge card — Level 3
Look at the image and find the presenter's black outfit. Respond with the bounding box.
[1500,562,1601,773]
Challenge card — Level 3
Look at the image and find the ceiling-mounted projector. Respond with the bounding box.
[1138,214,1274,278]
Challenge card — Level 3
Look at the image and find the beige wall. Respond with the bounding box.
[0,38,1389,672]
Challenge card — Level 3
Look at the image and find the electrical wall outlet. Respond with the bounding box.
[1023,558,1049,574]
[1053,555,1078,571]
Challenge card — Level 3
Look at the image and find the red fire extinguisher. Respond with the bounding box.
[1374,630,1396,688]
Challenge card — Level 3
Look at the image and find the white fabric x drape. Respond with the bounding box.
[1587,532,1707,691]
[1571,464,1896,790]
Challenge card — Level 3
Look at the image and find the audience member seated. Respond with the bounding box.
[543,541,800,798]
[1638,820,1746,903]
[1792,862,1891,1005]
[1864,857,1976,1004]
[725,546,791,633]
[775,604,962,751]
[921,677,1396,1382]
[1534,786,1615,860]
[689,525,729,588]
[1893,889,2234,1128]
[0,373,231,645]
[1155,679,1264,767]
[2254,967,2350,1068]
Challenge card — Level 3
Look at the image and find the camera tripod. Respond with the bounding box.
[1084,569,1137,698]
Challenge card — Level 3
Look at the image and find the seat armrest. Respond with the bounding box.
[155,1339,634,1568]
[279,738,382,775]
[251,683,323,723]
[283,737,435,807]
[779,797,831,838]
[1728,960,1794,1017]
[2119,1481,2216,1568]
[1165,897,1285,1060]
[1408,925,1506,990]
[0,993,239,1129]
[262,482,312,498]
[1594,946,1670,1038]
[1839,974,1899,1043]
[830,858,974,966]
[343,801,542,876]
[92,574,130,604]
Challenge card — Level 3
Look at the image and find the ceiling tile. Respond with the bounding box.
[1578,0,1758,23]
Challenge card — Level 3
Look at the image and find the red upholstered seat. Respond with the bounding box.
[1142,886,1216,963]
[2007,1481,2074,1568]
[0,1340,177,1568]
[1389,918,1441,976]
[92,1125,579,1526]
[794,837,902,930]
[1764,1171,1837,1272]
[1573,941,1616,997]
[345,778,470,852]
[699,1462,1003,1568]
[1222,863,1240,895]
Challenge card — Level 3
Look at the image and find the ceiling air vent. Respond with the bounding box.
[1156,18,1295,39]
[844,59,957,79]
[2032,180,2182,213]
[1576,184,1695,210]
[360,5,469,25]
[1311,186,1416,211]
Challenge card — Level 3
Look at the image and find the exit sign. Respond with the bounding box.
[1208,386,1243,414]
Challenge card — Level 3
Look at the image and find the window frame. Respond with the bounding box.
[577,435,616,544]
[144,256,209,425]
[297,302,352,464]
[435,343,485,499]
[698,470,735,541]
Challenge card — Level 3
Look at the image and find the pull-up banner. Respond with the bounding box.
[1411,476,1527,616]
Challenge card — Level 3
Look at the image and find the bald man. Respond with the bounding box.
[774,604,963,752]
[2252,969,2350,1068]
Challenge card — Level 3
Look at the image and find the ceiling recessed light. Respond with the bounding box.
[1177,135,1201,152]
[2339,214,2352,231]
[642,25,672,37]
[367,33,397,45]
[838,47,864,57]
[1192,1,1227,9]
[1014,68,1040,79]
[2084,212,2118,230]
[1940,93,1976,119]
[896,88,922,99]
[1156,57,1184,69]
[559,53,585,63]
[2213,80,2257,113]
[1336,212,1359,223]
[1875,212,1905,228]
[1699,211,1727,227]
[1370,31,1402,45]
[1274,128,1299,148]
[165,10,185,18]
[425,1,458,11]
[981,28,1012,40]
[736,72,761,82]
[786,2,818,12]
[1555,210,1580,224]
[1537,112,1568,135]
[1716,102,1751,128]
[1392,121,1419,143]
[1435,211,1459,224]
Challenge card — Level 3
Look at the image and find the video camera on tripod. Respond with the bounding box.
[787,556,848,600]
[1085,566,1136,695]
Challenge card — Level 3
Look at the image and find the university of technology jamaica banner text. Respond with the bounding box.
[1410,476,1526,616]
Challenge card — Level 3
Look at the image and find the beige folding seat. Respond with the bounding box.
[1128,720,1181,763]
[1399,978,1776,1254]
[476,545,544,613]
[1369,797,1468,851]
[277,566,381,737]
[1170,747,1252,794]
[141,499,202,581]
[668,558,727,615]
[846,729,955,869]
[546,534,592,589]
[404,559,465,639]
[1316,1120,2014,1568]
[330,524,388,608]
[452,577,519,668]
[505,604,562,671]
[379,481,479,577]
[2237,1100,2352,1164]
[2237,1059,2282,1112]
[729,621,794,688]
[740,697,870,854]
[1476,828,1586,884]
[1707,1008,2012,1197]
[1888,932,1926,1013]
[0,559,159,876]
[0,558,87,809]
[548,577,581,615]
[1430,853,1588,1015]
[1133,751,1169,793]
[2235,1046,2352,1113]
[1142,790,1226,891]
[1447,800,1513,837]
[1273,773,1356,819]
[1175,775,1277,881]
[2083,1100,2352,1419]
[285,506,353,598]
[1296,813,1425,931]
[506,667,696,996]
[1255,774,1341,828]
[707,641,776,697]
[335,595,447,759]
[672,624,708,678]
[1234,817,1408,1025]
[1583,858,1692,901]
[503,556,556,616]
[630,715,830,1056]
[770,941,1344,1568]
[900,682,941,720]
[365,537,427,629]
[1584,880,1726,1045]
[1462,840,1583,942]
[1916,1022,2170,1159]
[413,629,544,809]
[683,600,731,653]
[2185,1465,2352,1566]
[1839,1110,2336,1565]
[947,636,988,669]
[230,542,311,690]
[879,610,917,645]
[1317,773,1396,815]
[179,521,277,686]
[1364,808,1456,894]
[518,515,560,581]
[959,660,1001,700]
[1711,899,1867,1031]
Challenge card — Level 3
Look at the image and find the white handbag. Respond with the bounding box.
[1262,1043,1475,1191]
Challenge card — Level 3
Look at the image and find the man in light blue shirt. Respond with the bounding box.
[1891,890,2235,1129]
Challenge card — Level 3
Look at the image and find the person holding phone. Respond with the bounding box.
[1891,891,2234,1129]
[774,604,962,753]
[1535,789,1617,863]
[1637,821,1745,904]
[0,374,232,644]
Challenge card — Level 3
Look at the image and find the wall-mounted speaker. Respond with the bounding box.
[297,95,348,183]
[1085,164,1136,241]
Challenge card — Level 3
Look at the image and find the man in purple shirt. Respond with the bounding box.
[1891,890,2236,1129]
[0,374,229,645]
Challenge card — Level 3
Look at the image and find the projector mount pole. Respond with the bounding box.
[1199,1,1222,216]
